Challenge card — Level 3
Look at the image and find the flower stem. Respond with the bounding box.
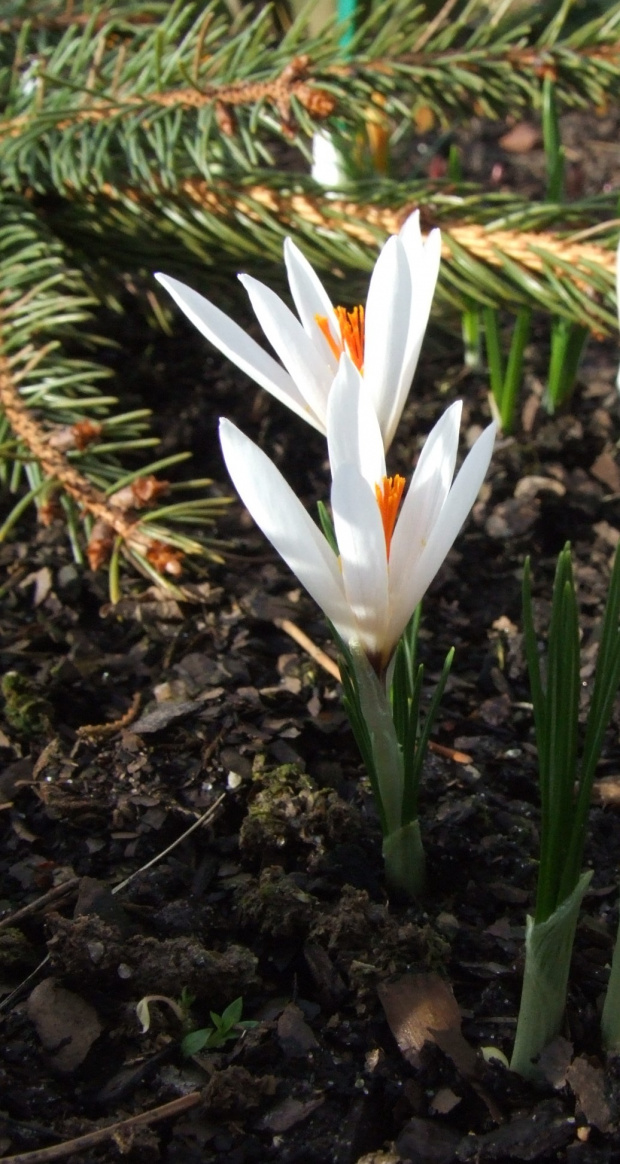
[348,642,404,838]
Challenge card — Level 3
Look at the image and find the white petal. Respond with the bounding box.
[219,420,356,640]
[381,227,442,450]
[388,421,496,646]
[332,463,390,659]
[389,401,462,583]
[404,226,441,370]
[398,209,422,252]
[283,238,339,371]
[155,273,318,430]
[327,355,385,487]
[239,274,333,426]
[363,236,412,447]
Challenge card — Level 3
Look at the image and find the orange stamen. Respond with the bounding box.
[315,305,365,373]
[335,305,365,372]
[375,475,405,558]
[315,314,342,363]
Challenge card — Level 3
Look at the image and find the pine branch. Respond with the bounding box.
[45,176,616,333]
[0,192,228,595]
[0,355,222,589]
[1,53,335,146]
[0,3,167,36]
[0,355,138,542]
[0,1,616,332]
[2,1,620,191]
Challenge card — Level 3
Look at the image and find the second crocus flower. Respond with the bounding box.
[156,210,441,451]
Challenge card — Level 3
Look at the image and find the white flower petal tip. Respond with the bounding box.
[156,207,441,448]
[399,209,421,242]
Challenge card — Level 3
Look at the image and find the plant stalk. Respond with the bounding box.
[510,871,591,1080]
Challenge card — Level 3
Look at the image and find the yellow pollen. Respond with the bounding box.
[375,475,405,558]
[315,305,365,372]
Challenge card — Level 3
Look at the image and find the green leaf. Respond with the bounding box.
[181,1027,213,1056]
[220,996,244,1030]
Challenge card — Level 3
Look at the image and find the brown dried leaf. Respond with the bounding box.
[590,451,620,493]
[499,122,542,152]
[378,973,476,1075]
[26,977,103,1072]
[566,1056,614,1133]
[593,776,620,804]
[277,1002,319,1058]
[430,1086,462,1114]
[260,1094,324,1133]
[130,698,204,735]
[19,566,53,607]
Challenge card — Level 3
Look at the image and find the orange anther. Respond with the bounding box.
[335,305,364,371]
[315,305,365,372]
[375,475,405,558]
[315,314,342,363]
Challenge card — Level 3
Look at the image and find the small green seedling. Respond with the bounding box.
[136,987,194,1033]
[181,997,258,1057]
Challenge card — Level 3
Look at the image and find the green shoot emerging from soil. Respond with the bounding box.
[181,997,258,1058]
[511,544,620,1079]
[136,991,257,1058]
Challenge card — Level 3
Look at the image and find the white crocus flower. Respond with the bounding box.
[220,356,495,674]
[155,210,441,451]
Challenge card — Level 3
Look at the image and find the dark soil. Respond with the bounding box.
[1,113,620,1164]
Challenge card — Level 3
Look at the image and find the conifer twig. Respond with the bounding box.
[0,354,201,583]
[121,179,615,330]
[143,179,616,282]
[0,355,137,543]
[0,55,335,142]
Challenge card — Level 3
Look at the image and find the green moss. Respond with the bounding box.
[1,671,53,737]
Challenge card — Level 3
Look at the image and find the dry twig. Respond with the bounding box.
[75,692,141,740]
[274,616,340,680]
[0,1092,202,1164]
[0,877,79,932]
